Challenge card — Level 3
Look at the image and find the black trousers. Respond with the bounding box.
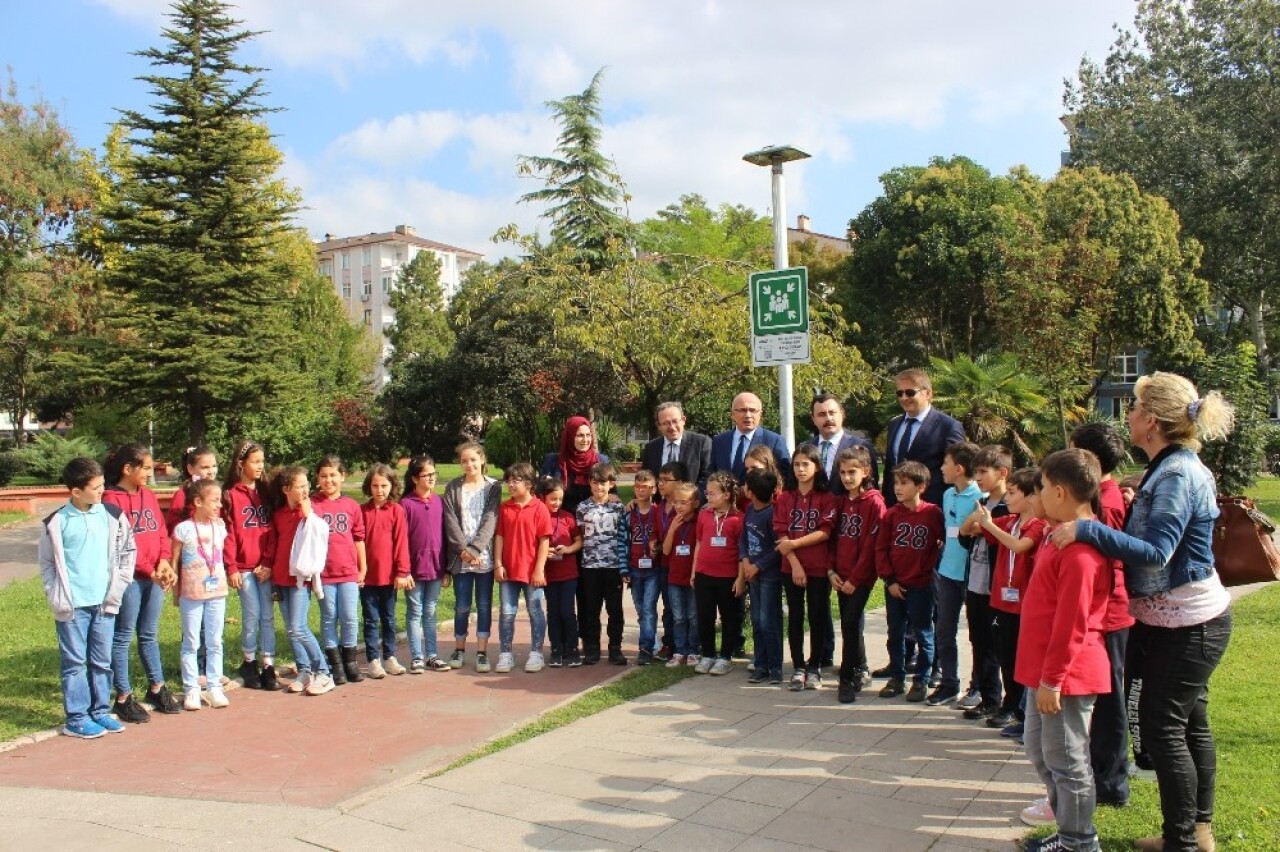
[1135,613,1232,851]
[783,574,830,671]
[695,574,741,659]
[577,569,624,652]
[837,585,873,682]
[993,610,1024,718]
[964,590,1001,707]
[1090,627,1131,806]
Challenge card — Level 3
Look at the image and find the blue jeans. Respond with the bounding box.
[238,572,276,658]
[405,579,442,661]
[499,581,546,654]
[179,597,226,692]
[545,579,578,655]
[629,570,660,654]
[279,584,327,675]
[112,577,165,694]
[934,574,965,690]
[453,571,494,641]
[668,584,699,657]
[55,605,115,725]
[749,576,783,674]
[319,580,359,649]
[361,585,399,661]
[886,584,936,683]
[1025,694,1101,852]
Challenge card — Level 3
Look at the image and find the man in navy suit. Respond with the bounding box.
[881,369,966,507]
[711,392,792,483]
[798,393,880,496]
[641,402,712,491]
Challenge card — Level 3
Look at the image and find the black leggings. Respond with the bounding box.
[694,574,741,659]
[837,585,873,682]
[993,610,1023,717]
[784,574,830,671]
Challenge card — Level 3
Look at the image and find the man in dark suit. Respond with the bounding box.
[799,393,880,496]
[711,392,792,483]
[881,368,966,506]
[641,402,712,491]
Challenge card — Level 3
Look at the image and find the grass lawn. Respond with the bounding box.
[1243,474,1280,521]
[0,510,32,527]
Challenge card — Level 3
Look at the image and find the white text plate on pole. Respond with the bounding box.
[749,266,811,367]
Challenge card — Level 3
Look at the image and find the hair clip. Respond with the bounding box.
[1187,399,1203,420]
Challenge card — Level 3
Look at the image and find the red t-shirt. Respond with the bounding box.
[626,504,661,570]
[832,488,886,588]
[987,514,1048,615]
[103,485,169,579]
[772,489,838,577]
[875,501,944,589]
[694,508,743,579]
[1097,479,1134,632]
[1015,541,1113,695]
[665,514,697,586]
[221,482,271,575]
[545,509,581,583]
[311,494,366,583]
[496,497,553,583]
[361,500,410,587]
[263,505,304,587]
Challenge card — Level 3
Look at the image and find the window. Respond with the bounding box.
[362,247,372,266]
[319,260,332,276]
[362,309,372,326]
[1113,351,1140,383]
[341,281,351,299]
[340,252,350,270]
[382,276,392,293]
[362,280,372,298]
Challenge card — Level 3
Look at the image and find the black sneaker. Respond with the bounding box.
[906,681,928,702]
[1022,833,1066,852]
[655,643,673,662]
[636,650,653,666]
[114,694,151,724]
[608,648,628,666]
[259,664,280,691]
[144,684,181,714]
[548,652,564,668]
[987,709,1018,729]
[566,650,583,667]
[870,664,893,678]
[747,669,770,684]
[239,660,262,689]
[837,680,857,704]
[926,685,960,706]
[583,649,601,666]
[964,702,999,720]
[769,670,783,685]
[880,678,906,698]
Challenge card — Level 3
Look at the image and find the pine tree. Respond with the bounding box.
[101,0,299,442]
[519,69,630,270]
[386,250,453,372]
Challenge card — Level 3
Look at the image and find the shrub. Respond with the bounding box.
[15,433,108,483]
[612,442,641,463]
[0,451,23,487]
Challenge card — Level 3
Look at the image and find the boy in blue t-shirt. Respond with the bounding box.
[929,441,982,706]
[739,469,783,684]
[38,457,137,739]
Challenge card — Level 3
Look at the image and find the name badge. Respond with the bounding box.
[946,526,960,539]
[1001,587,1020,603]
[638,557,653,570]
[204,575,220,592]
[676,544,692,556]
[710,536,727,547]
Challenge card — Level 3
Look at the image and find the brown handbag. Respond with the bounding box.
[1213,496,1280,586]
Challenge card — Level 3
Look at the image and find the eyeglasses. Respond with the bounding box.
[895,388,922,398]
[416,472,438,480]
[732,407,761,414]
[657,476,677,483]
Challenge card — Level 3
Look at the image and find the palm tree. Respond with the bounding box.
[927,353,1067,465]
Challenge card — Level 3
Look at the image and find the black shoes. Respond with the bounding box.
[926,685,960,706]
[608,648,628,666]
[870,664,893,678]
[114,694,151,723]
[583,648,601,666]
[837,680,858,704]
[259,664,280,691]
[905,681,928,703]
[963,702,1000,720]
[325,648,346,685]
[880,678,906,698]
[342,646,365,683]
[636,650,653,666]
[144,684,182,714]
[239,659,261,689]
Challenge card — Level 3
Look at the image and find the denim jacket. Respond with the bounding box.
[1076,447,1218,598]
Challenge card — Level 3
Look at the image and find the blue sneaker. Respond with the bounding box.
[93,715,126,734]
[63,719,106,739]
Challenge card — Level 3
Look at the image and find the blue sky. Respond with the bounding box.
[3,0,1136,259]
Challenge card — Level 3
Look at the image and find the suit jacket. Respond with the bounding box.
[641,430,712,491]
[798,431,880,497]
[711,427,792,485]
[881,408,966,507]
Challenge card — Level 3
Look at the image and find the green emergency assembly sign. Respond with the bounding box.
[749,267,810,367]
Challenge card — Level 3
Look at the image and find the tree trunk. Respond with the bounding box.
[188,405,208,447]
[1056,390,1068,450]
[1250,294,1269,368]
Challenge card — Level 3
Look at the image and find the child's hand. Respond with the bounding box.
[395,575,414,591]
[888,582,905,600]
[496,564,507,582]
[254,564,271,582]
[442,573,452,589]
[621,572,632,587]
[532,570,546,589]
[1049,521,1078,550]
[228,571,243,590]
[744,562,759,581]
[649,540,658,557]
[791,565,807,587]
[777,539,797,556]
[299,496,312,519]
[1036,686,1062,715]
[733,576,746,597]
[461,550,479,566]
[357,569,367,587]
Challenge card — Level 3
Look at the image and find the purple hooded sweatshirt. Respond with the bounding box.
[401,491,445,581]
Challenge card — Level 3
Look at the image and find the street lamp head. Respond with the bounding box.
[743,145,811,167]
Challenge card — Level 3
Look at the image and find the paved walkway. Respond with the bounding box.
[0,513,44,587]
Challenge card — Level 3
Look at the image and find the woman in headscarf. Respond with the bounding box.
[539,416,610,515]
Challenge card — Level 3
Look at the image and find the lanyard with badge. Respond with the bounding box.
[675,520,693,557]
[710,510,730,548]
[1001,517,1022,603]
[636,506,655,570]
[197,520,223,592]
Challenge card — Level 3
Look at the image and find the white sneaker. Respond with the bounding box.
[1020,797,1056,827]
[524,652,545,673]
[383,656,406,676]
[685,654,700,668]
[693,656,714,674]
[306,672,335,695]
[183,688,201,711]
[709,658,733,676]
[287,671,311,694]
[208,688,229,708]
[665,654,685,668]
[367,657,386,679]
[494,652,515,673]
